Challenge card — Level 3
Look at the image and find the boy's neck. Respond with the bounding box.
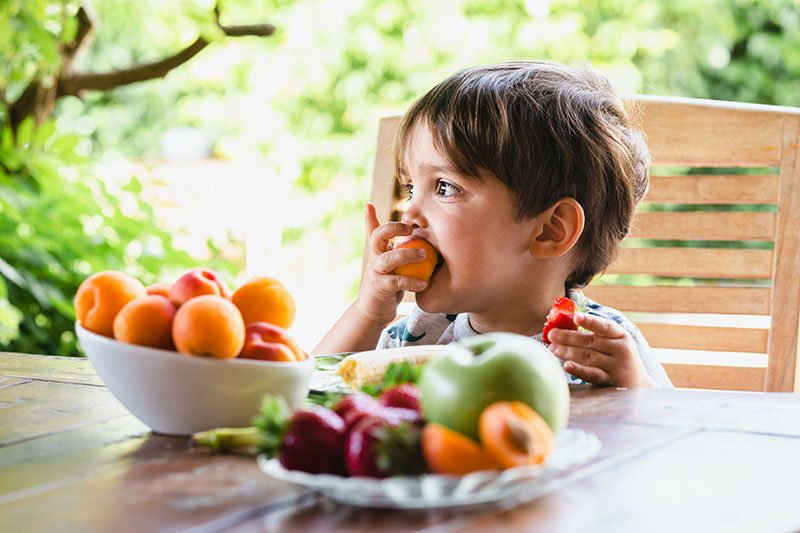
[466,282,569,338]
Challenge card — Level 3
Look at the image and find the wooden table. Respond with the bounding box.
[2,352,799,532]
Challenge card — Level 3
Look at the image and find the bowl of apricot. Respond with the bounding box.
[76,323,313,435]
[73,269,313,436]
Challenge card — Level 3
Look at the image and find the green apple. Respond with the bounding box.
[418,333,569,440]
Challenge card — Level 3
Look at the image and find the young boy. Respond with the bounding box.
[314,60,672,388]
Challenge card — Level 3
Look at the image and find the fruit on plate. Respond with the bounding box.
[232,276,296,329]
[421,423,501,475]
[391,237,439,282]
[542,296,580,344]
[239,322,307,362]
[479,401,554,467]
[280,406,347,475]
[418,332,569,439]
[112,295,176,350]
[345,416,426,477]
[172,295,245,358]
[168,268,231,306]
[74,271,148,338]
[379,383,421,413]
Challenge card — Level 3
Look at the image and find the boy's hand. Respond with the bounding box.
[355,203,429,325]
[546,313,657,388]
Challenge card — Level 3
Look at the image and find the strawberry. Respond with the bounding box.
[279,406,347,475]
[345,416,427,478]
[333,392,380,419]
[336,392,421,432]
[379,383,421,413]
[542,296,579,344]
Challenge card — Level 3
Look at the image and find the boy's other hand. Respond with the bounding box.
[356,203,429,325]
[546,313,657,388]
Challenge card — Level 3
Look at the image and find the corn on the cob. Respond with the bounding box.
[337,345,451,389]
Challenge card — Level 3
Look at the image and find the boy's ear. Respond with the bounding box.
[529,198,585,258]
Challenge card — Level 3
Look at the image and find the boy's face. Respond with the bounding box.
[399,123,540,315]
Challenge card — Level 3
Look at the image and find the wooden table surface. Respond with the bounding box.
[1,352,799,533]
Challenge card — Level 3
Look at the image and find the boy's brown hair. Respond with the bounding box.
[395,60,650,288]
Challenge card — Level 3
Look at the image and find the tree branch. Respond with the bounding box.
[61,2,98,71]
[58,22,276,96]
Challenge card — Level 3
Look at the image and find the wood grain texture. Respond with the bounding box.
[0,379,128,447]
[766,114,800,392]
[625,96,796,166]
[607,247,774,279]
[631,211,776,241]
[646,174,779,204]
[639,323,768,353]
[664,363,765,391]
[0,352,102,386]
[582,285,772,315]
[457,430,800,533]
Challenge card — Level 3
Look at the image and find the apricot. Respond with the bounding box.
[74,271,147,338]
[145,282,172,298]
[239,322,308,362]
[172,295,245,358]
[392,238,438,282]
[421,423,501,475]
[113,295,177,350]
[231,276,295,329]
[479,401,554,468]
[168,268,231,307]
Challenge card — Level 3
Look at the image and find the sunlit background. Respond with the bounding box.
[2,0,799,355]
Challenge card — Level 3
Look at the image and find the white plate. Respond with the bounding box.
[258,428,600,509]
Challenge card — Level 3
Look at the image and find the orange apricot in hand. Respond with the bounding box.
[479,401,554,468]
[172,295,245,358]
[392,238,439,282]
[74,271,147,338]
[421,423,502,475]
[168,268,231,307]
[113,295,177,350]
[231,276,296,329]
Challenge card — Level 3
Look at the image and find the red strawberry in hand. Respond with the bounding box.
[542,296,579,344]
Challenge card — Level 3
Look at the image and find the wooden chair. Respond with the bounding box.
[368,95,800,392]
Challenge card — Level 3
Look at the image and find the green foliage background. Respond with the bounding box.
[1,0,799,355]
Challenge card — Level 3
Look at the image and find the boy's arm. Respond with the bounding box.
[312,302,388,354]
[313,203,426,354]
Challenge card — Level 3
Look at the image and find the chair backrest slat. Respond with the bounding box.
[581,285,771,315]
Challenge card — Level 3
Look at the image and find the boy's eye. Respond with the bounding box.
[436,179,459,198]
[400,183,413,200]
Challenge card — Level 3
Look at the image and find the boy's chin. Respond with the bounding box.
[415,292,453,315]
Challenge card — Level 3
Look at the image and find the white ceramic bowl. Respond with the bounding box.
[76,323,313,435]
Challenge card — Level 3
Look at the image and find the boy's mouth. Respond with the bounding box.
[431,252,445,278]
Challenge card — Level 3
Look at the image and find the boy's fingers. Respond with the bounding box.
[371,274,427,295]
[364,203,380,235]
[562,360,611,386]
[373,248,426,274]
[369,222,413,252]
[573,313,626,339]
[550,342,612,369]
[546,328,618,356]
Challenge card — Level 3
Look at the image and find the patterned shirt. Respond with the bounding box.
[376,289,673,388]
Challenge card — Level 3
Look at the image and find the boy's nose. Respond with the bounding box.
[400,202,427,229]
